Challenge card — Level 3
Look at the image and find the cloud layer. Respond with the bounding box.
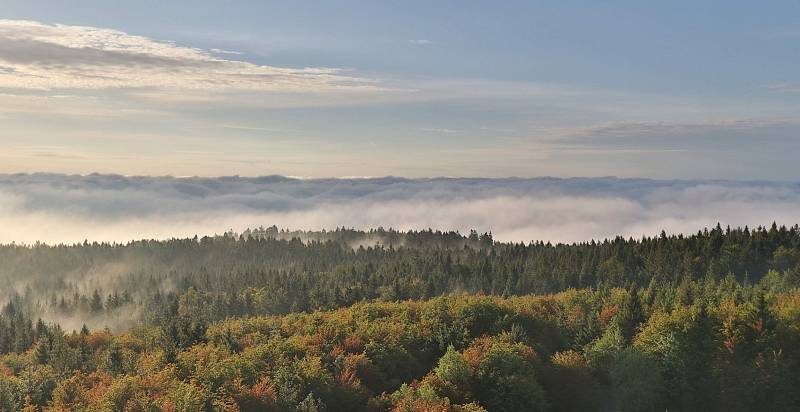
[0,20,371,92]
[2,174,800,245]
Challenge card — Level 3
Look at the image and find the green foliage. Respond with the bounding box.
[101,376,136,411]
[585,322,624,373]
[0,376,23,411]
[0,289,795,410]
[610,348,665,412]
[0,226,795,410]
[435,346,470,385]
[298,391,327,412]
[50,374,88,410]
[465,336,548,412]
[167,381,208,412]
[0,224,799,341]
[542,351,602,412]
[18,364,57,407]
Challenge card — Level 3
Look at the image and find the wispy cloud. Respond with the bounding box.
[537,118,800,151]
[209,48,243,55]
[568,118,798,138]
[0,19,376,92]
[409,39,433,45]
[420,127,459,134]
[767,83,800,93]
[220,124,296,133]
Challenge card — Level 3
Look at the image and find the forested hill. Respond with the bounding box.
[2,284,799,410]
[0,225,798,410]
[1,224,799,333]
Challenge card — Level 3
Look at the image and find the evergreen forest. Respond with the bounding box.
[0,224,798,411]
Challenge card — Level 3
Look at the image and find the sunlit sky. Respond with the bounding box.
[1,1,799,179]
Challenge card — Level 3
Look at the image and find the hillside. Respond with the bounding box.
[0,226,798,410]
[1,288,798,411]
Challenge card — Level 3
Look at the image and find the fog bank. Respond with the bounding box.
[1,174,799,244]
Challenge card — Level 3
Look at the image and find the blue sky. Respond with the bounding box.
[1,1,799,178]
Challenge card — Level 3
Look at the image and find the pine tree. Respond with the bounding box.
[617,287,645,343]
[89,290,103,313]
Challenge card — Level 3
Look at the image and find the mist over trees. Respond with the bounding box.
[6,173,800,245]
[0,224,798,410]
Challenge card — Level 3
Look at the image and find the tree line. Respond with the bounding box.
[1,224,798,329]
[0,224,797,409]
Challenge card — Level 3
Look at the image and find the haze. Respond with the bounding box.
[1,1,800,180]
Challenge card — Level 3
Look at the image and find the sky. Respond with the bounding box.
[1,1,799,179]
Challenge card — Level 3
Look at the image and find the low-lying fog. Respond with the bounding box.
[2,173,799,244]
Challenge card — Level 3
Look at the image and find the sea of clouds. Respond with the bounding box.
[1,173,799,245]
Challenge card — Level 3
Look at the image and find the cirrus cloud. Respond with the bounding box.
[768,83,800,93]
[0,19,376,92]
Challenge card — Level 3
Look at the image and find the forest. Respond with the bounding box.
[0,224,798,411]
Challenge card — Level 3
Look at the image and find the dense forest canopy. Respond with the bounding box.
[0,224,798,410]
[1,224,798,330]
